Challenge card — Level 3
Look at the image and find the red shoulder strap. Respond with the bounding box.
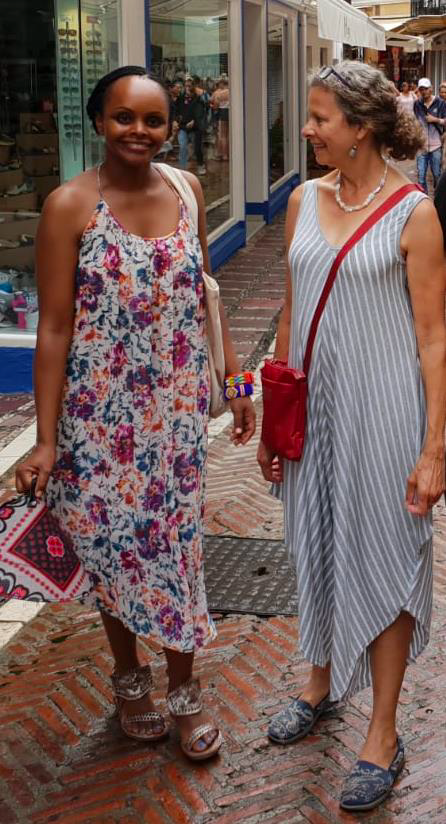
[302,183,423,375]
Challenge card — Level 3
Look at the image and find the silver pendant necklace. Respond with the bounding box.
[335,157,389,213]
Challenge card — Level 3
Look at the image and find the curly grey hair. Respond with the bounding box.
[309,61,425,160]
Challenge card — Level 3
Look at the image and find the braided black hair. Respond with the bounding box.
[86,66,169,134]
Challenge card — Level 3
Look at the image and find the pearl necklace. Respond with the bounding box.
[335,158,389,213]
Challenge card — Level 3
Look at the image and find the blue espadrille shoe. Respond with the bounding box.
[340,737,405,812]
[268,695,331,744]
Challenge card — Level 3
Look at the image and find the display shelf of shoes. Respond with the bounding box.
[0,191,38,212]
[0,218,35,267]
[0,145,11,166]
[0,213,39,240]
[22,154,58,176]
[0,246,34,268]
[31,174,59,201]
[19,113,56,134]
[16,133,58,153]
[0,168,24,192]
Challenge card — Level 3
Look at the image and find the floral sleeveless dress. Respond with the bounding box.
[46,169,216,652]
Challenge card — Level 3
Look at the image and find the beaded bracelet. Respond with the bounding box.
[224,383,254,400]
[224,371,254,388]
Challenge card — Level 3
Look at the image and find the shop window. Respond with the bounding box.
[0,0,121,341]
[149,0,231,235]
[268,12,291,185]
[0,0,60,338]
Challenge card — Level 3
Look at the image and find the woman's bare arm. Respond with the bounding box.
[274,186,303,362]
[186,172,255,444]
[16,187,85,495]
[257,185,303,482]
[404,198,446,514]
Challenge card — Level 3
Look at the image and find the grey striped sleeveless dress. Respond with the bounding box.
[279,180,433,702]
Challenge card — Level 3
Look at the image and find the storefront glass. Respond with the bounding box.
[267,12,291,185]
[149,0,231,234]
[0,0,60,337]
[0,0,120,340]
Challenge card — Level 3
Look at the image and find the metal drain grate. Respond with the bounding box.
[203,536,298,616]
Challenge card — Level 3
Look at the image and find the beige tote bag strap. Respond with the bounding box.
[154,163,199,228]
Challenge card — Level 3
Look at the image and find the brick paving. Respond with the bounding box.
[1,413,446,822]
[3,160,446,822]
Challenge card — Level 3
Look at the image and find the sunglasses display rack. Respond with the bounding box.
[58,22,82,160]
[84,18,105,94]
[83,17,105,166]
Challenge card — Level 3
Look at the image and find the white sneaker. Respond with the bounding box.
[198,165,207,176]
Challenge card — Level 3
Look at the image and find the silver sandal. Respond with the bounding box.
[166,677,223,761]
[111,664,168,742]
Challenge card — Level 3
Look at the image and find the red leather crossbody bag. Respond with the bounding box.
[261,184,422,462]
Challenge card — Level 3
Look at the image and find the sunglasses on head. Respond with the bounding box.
[318,66,354,90]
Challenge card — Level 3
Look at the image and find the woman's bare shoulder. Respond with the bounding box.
[40,168,100,237]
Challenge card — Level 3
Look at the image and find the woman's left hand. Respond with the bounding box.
[229,397,256,446]
[405,450,445,515]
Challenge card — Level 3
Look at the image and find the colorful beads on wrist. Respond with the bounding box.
[224,371,254,388]
[224,372,254,400]
[224,383,254,400]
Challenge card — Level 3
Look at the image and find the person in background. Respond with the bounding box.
[173,77,207,175]
[192,74,211,138]
[413,77,446,193]
[156,80,181,161]
[397,80,416,116]
[410,80,420,99]
[439,84,446,167]
[210,77,230,161]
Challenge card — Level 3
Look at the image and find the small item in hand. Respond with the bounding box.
[261,360,307,461]
[0,478,91,602]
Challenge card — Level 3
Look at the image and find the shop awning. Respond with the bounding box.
[393,15,446,37]
[317,0,386,50]
[385,31,425,53]
[380,19,410,32]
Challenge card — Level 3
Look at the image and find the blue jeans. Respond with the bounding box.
[178,128,203,168]
[417,148,442,193]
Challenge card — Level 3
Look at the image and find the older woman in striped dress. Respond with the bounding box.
[258,62,446,812]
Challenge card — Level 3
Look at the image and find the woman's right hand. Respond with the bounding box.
[257,440,283,483]
[16,444,56,499]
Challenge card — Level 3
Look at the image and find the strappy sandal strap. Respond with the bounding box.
[111,664,154,702]
[124,711,165,725]
[184,723,219,754]
[167,677,202,717]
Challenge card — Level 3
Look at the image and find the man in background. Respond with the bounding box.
[414,77,446,193]
[173,77,207,175]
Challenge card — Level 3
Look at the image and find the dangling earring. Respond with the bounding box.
[349,144,358,159]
